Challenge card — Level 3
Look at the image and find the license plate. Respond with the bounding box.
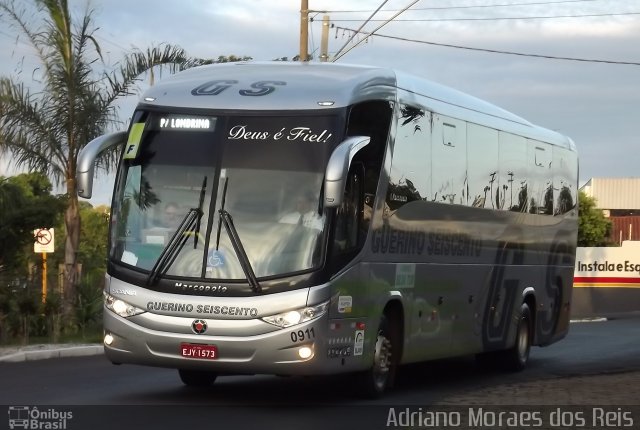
[180,343,218,360]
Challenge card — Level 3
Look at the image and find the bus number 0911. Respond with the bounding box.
[290,327,315,343]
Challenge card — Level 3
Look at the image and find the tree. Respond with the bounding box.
[0,173,62,343]
[0,0,206,320]
[75,203,110,338]
[578,190,612,247]
[77,203,110,274]
[0,173,63,275]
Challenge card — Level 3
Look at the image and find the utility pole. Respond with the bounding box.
[299,0,309,61]
[320,15,330,62]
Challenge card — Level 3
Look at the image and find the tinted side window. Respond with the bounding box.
[432,115,467,205]
[528,141,553,215]
[467,123,498,209]
[498,132,527,211]
[553,146,578,215]
[387,104,431,214]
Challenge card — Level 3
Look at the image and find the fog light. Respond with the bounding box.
[298,346,313,359]
[104,333,114,346]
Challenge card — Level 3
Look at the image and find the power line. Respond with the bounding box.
[95,35,129,52]
[0,29,33,49]
[331,12,640,22]
[334,26,640,66]
[333,0,390,60]
[333,0,422,62]
[309,16,317,58]
[0,26,128,54]
[313,0,604,13]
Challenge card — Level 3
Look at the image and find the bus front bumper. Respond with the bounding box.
[103,308,371,376]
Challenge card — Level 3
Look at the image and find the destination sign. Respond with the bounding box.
[158,115,217,131]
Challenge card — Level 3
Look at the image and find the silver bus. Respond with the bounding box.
[78,62,578,397]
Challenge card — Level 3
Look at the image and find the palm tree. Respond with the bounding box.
[0,0,205,320]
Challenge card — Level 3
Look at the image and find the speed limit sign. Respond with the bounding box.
[34,228,55,253]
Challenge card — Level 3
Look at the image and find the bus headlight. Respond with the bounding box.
[262,301,329,328]
[104,292,145,318]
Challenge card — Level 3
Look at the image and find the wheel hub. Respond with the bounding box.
[372,334,392,388]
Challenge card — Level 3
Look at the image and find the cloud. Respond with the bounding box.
[1,0,639,200]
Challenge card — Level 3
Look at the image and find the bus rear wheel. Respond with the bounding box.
[499,302,532,371]
[178,369,217,387]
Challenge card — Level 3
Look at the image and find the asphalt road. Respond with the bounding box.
[1,318,639,430]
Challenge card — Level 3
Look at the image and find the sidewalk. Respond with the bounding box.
[0,343,103,362]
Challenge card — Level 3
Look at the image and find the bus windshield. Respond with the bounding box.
[110,111,342,281]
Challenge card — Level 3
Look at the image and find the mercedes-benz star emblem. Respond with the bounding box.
[192,319,208,334]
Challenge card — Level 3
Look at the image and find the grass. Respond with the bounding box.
[0,325,103,347]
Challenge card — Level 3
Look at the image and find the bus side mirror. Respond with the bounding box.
[324,136,370,208]
[77,132,127,199]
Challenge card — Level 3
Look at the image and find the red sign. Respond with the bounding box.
[33,228,55,253]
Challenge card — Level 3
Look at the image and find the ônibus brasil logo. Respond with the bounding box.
[8,406,73,429]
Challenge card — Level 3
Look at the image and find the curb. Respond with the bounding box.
[569,317,608,323]
[0,345,104,363]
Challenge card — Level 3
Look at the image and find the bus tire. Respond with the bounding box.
[500,302,532,371]
[178,369,217,387]
[356,314,398,398]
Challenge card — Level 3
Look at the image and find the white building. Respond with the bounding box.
[580,177,640,244]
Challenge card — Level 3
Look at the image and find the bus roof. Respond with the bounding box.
[141,61,395,111]
[140,61,574,150]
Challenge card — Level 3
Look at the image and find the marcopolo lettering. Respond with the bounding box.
[174,282,228,294]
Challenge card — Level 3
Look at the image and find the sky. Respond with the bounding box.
[0,0,639,206]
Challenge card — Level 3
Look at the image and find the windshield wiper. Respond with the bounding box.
[214,177,261,293]
[146,209,199,286]
[193,176,207,249]
[215,177,229,252]
[218,208,262,294]
[146,177,207,286]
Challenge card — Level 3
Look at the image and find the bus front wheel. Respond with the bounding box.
[178,369,217,387]
[356,314,399,398]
